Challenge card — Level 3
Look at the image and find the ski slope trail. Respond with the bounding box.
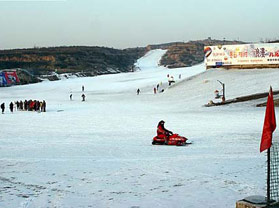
[0,49,278,208]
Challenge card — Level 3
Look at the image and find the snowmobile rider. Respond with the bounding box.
[157,120,173,142]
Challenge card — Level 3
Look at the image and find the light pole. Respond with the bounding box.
[217,80,225,102]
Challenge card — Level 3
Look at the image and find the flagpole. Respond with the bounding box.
[260,86,276,206]
[267,148,270,206]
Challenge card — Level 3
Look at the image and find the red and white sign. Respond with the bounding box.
[204,43,279,67]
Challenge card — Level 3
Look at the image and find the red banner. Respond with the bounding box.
[260,87,277,152]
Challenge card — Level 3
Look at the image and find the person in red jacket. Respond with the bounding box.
[157,120,173,142]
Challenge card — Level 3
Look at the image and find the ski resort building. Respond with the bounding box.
[204,43,279,69]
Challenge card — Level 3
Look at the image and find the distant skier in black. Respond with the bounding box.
[9,102,14,113]
[15,101,19,110]
[82,85,84,92]
[81,94,86,101]
[42,100,46,112]
[1,103,5,114]
[19,100,23,110]
[137,88,140,95]
[24,100,28,111]
[70,94,72,100]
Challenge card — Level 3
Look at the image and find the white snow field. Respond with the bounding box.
[0,49,279,208]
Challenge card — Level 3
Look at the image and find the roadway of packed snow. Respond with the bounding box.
[0,49,278,208]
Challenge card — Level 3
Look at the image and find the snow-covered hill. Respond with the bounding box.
[0,49,278,208]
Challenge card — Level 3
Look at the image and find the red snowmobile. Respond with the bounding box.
[152,133,189,146]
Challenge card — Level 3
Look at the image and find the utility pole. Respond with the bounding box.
[217,80,225,102]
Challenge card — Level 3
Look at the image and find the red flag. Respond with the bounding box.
[260,87,276,152]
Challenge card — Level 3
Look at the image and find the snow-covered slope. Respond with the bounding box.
[0,49,278,208]
[135,49,167,70]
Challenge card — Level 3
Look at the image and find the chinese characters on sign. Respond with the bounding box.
[204,43,279,67]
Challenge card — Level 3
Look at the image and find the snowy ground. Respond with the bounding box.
[0,49,278,208]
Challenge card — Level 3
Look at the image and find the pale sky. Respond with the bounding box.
[0,0,278,49]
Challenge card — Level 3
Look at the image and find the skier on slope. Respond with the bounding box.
[1,102,5,114]
[9,102,14,113]
[42,100,46,112]
[157,120,173,142]
[81,94,86,101]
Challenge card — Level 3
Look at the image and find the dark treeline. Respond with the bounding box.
[0,46,147,76]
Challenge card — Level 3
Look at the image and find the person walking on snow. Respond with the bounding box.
[42,100,46,112]
[70,94,72,100]
[1,103,5,114]
[82,85,84,92]
[81,94,86,101]
[153,87,157,94]
[9,102,14,113]
[137,88,140,95]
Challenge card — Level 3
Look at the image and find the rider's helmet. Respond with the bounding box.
[159,120,165,125]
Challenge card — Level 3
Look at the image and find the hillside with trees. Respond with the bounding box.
[0,46,146,76]
[0,39,245,84]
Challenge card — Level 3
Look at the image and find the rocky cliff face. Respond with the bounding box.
[158,39,245,68]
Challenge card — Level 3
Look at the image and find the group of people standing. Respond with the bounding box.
[153,82,164,94]
[137,82,164,95]
[69,85,86,101]
[1,100,46,114]
[137,74,182,95]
